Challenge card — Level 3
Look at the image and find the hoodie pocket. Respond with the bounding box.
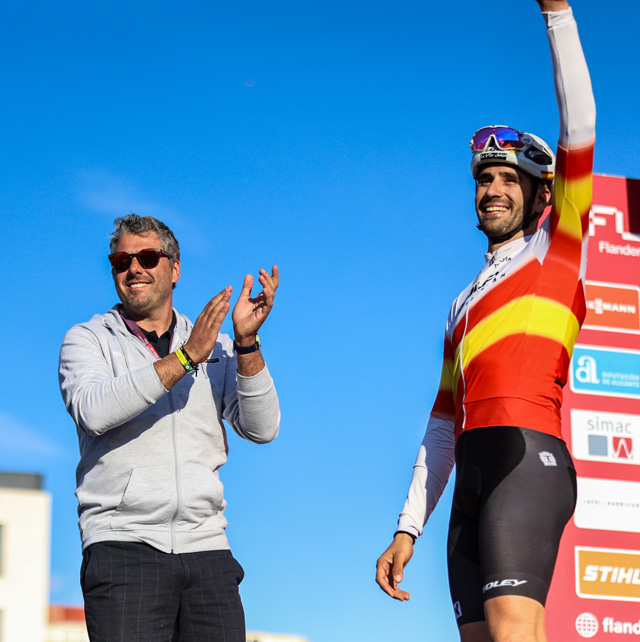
[174,463,225,531]
[109,466,176,531]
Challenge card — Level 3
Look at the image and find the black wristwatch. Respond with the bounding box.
[233,334,261,354]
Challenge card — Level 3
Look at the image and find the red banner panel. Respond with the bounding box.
[546,174,640,640]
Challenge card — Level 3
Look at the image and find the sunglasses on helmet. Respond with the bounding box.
[108,248,172,272]
[470,126,527,152]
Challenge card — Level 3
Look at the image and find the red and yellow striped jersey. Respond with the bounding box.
[433,142,595,442]
[397,7,596,539]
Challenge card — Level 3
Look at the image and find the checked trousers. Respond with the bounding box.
[81,541,246,642]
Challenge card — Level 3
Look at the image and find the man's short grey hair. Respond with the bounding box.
[109,214,180,261]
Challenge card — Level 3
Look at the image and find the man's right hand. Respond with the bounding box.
[183,286,232,363]
[375,532,415,601]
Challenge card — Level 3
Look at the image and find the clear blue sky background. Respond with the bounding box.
[1,1,638,640]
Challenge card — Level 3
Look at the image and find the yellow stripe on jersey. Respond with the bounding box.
[452,295,581,385]
[552,173,593,241]
[438,358,455,393]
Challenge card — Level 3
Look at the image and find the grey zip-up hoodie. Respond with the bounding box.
[59,307,280,553]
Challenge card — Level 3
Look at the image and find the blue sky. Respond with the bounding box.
[1,1,638,640]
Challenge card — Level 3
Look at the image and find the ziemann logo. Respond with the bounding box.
[585,281,640,334]
[576,547,640,602]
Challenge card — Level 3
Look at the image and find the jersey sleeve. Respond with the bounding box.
[397,334,456,537]
[396,414,456,538]
[544,8,596,281]
[545,8,595,150]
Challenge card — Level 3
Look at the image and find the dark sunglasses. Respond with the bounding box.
[108,248,172,272]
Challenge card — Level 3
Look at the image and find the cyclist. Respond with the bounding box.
[376,1,595,640]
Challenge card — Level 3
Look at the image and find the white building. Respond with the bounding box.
[0,472,51,642]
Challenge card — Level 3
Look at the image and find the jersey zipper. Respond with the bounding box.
[168,391,181,553]
[459,305,470,432]
[458,253,496,432]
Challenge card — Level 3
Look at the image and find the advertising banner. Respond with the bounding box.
[546,174,640,639]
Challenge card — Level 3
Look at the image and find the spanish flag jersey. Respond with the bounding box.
[397,8,596,538]
[436,140,594,442]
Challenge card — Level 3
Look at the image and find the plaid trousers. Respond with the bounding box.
[81,541,246,642]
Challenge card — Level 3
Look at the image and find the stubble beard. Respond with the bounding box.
[477,203,523,240]
[116,279,172,319]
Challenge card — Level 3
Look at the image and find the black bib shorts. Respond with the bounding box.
[447,425,577,627]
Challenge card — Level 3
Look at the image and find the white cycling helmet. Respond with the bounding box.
[470,126,555,182]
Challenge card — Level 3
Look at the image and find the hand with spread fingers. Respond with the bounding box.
[232,266,279,344]
[183,286,233,364]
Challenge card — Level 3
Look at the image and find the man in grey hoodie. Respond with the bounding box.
[59,214,280,642]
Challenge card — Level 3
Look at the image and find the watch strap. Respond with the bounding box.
[233,334,261,354]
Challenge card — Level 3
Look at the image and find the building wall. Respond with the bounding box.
[48,607,88,642]
[0,473,51,642]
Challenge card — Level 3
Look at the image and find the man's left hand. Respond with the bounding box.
[232,265,279,343]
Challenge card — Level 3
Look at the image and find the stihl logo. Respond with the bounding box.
[576,547,640,601]
[583,565,640,584]
[482,579,527,593]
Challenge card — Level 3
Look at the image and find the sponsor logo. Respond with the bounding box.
[482,579,527,593]
[570,409,638,466]
[539,451,557,466]
[614,437,634,459]
[576,547,640,602]
[575,478,640,534]
[603,618,640,635]
[461,255,512,307]
[597,241,640,257]
[524,147,552,165]
[589,204,640,245]
[574,355,600,384]
[570,345,640,399]
[453,601,462,619]
[576,612,599,638]
[575,611,640,637]
[480,150,508,161]
[585,282,640,334]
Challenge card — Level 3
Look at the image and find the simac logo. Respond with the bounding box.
[571,409,639,466]
[613,437,634,460]
[587,435,634,461]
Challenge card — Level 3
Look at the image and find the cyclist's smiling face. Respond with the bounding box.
[475,165,534,240]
